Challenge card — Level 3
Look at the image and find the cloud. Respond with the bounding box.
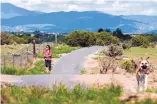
[1,0,157,15]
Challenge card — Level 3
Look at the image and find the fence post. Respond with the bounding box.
[27,45,28,62]
[12,54,15,67]
[20,54,22,68]
[3,55,6,68]
[39,44,41,53]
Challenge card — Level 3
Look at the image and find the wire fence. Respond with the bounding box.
[1,42,54,69]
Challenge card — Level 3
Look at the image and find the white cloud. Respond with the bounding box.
[1,0,157,15]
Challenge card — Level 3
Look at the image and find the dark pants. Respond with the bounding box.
[45,60,51,71]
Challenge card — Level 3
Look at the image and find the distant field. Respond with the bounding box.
[123,47,157,64]
[0,44,25,55]
[0,44,48,55]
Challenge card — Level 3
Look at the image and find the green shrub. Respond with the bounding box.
[132,35,150,47]
[1,67,17,75]
[121,60,136,73]
[146,87,157,93]
[1,84,122,104]
[150,43,156,48]
[81,69,87,74]
[134,99,157,104]
[106,44,123,58]
[65,31,119,47]
[1,67,28,75]
[122,42,131,50]
[1,60,46,75]
[141,44,149,48]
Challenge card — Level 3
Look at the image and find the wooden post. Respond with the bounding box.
[12,54,15,67]
[32,40,36,56]
[20,55,22,68]
[3,55,6,68]
[27,45,29,62]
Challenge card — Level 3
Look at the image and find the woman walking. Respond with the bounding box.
[43,45,52,73]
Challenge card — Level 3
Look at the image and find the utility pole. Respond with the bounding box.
[55,33,58,45]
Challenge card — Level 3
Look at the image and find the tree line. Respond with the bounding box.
[1,28,157,47]
[65,28,157,47]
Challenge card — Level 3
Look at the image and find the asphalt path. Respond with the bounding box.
[2,46,106,88]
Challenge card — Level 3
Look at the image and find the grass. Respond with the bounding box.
[133,99,157,104]
[2,84,157,104]
[1,60,47,75]
[1,84,123,104]
[37,44,80,58]
[0,44,25,55]
[2,44,80,75]
[81,69,87,74]
[146,87,157,93]
[123,47,157,60]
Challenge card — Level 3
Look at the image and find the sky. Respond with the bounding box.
[1,0,157,15]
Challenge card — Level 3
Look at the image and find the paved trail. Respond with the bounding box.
[1,46,106,88]
[52,46,105,74]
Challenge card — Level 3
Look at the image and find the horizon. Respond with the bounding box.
[1,0,157,16]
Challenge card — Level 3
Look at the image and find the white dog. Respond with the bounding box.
[136,57,150,91]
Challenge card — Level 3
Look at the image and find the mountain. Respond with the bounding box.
[2,11,140,32]
[1,3,157,33]
[121,15,157,33]
[147,30,157,34]
[1,3,44,19]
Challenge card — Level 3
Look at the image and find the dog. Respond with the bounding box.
[136,57,150,91]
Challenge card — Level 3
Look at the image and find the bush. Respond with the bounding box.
[121,60,136,73]
[106,44,123,58]
[141,44,149,48]
[132,35,150,47]
[99,57,118,74]
[65,31,94,47]
[122,42,131,49]
[1,32,36,45]
[81,69,87,74]
[150,42,156,48]
[65,31,119,47]
[1,60,47,75]
[1,67,27,75]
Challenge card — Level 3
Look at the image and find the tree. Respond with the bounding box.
[113,28,123,38]
[1,32,10,45]
[104,29,111,33]
[132,35,150,47]
[98,28,104,32]
[65,31,119,47]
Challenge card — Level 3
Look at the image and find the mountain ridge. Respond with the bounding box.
[1,3,157,33]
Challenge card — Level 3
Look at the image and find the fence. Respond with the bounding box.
[1,42,54,68]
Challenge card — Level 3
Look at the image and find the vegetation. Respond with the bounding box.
[65,30,119,47]
[132,35,150,47]
[134,99,157,104]
[2,84,157,104]
[123,47,157,60]
[1,60,47,75]
[106,44,123,58]
[146,34,157,42]
[113,28,132,40]
[37,44,80,58]
[121,60,136,73]
[81,69,87,74]
[1,32,36,45]
[122,41,132,50]
[1,84,123,104]
[146,87,157,93]
[100,57,118,74]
